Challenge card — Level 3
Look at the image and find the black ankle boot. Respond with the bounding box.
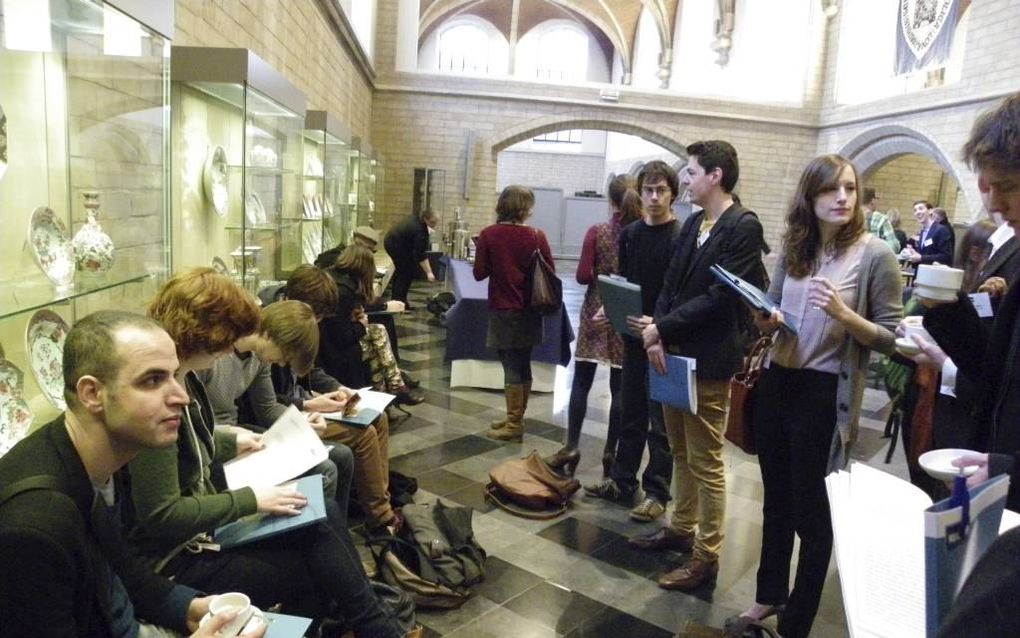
[543,448,581,477]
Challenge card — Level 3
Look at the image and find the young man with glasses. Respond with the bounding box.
[585,160,680,525]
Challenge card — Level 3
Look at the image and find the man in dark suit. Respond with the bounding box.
[920,93,1020,513]
[627,141,765,591]
[905,200,954,265]
[0,311,263,637]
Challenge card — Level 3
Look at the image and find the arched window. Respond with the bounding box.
[535,26,588,81]
[434,19,509,75]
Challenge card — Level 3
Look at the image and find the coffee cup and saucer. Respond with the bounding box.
[895,316,931,356]
[198,592,265,637]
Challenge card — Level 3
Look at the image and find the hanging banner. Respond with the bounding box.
[895,0,960,75]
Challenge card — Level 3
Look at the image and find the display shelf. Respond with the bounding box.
[170,46,306,285]
[0,273,152,323]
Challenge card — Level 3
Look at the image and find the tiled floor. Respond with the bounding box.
[373,261,909,637]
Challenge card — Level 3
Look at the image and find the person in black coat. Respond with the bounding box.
[384,209,439,306]
[919,93,1020,511]
[0,311,261,637]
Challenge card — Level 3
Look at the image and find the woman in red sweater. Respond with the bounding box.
[474,185,555,442]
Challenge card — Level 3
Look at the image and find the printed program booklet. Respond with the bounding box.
[648,355,698,414]
[321,387,396,428]
[222,405,329,490]
[825,463,1016,637]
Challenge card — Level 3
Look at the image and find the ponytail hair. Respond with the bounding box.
[608,174,642,225]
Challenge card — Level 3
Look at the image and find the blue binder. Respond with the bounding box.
[214,474,326,549]
[648,355,697,413]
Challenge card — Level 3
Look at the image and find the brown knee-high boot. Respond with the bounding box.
[488,383,526,442]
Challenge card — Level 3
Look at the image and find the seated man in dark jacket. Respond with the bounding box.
[0,310,264,637]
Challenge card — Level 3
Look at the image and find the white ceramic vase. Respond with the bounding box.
[72,191,115,274]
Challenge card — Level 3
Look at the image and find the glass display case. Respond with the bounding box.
[355,138,377,228]
[301,110,352,263]
[170,46,306,295]
[0,0,171,434]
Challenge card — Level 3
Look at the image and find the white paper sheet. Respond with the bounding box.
[223,405,328,489]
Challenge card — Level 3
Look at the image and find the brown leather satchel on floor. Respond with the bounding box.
[486,450,580,519]
[725,334,774,455]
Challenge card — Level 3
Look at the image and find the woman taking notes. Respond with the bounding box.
[731,155,902,638]
[474,185,555,442]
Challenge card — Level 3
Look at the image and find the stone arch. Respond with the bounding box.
[490,111,687,159]
[837,124,974,218]
[837,124,961,184]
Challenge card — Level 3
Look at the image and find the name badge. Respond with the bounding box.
[969,292,994,318]
[923,238,933,247]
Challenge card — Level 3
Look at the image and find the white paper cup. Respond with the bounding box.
[208,592,254,637]
[901,316,931,342]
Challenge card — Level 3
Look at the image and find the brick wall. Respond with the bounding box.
[496,150,606,195]
[175,0,374,137]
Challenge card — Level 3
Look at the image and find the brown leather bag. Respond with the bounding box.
[725,334,774,455]
[486,450,580,519]
[529,228,562,315]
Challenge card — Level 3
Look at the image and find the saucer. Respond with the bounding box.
[919,448,980,481]
[913,284,957,302]
[199,605,263,636]
[895,337,921,356]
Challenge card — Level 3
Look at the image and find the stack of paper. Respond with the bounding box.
[826,463,1014,637]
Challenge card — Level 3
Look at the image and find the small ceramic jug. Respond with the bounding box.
[72,191,115,273]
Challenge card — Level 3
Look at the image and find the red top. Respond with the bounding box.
[473,223,555,311]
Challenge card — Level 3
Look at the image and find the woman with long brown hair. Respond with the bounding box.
[321,245,422,405]
[730,155,902,638]
[545,174,642,476]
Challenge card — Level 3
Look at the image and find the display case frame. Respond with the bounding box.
[170,46,307,295]
[301,110,353,264]
[0,0,171,434]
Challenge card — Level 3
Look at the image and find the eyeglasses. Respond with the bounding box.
[641,186,671,197]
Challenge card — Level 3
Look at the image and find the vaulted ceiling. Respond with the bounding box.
[418,0,683,78]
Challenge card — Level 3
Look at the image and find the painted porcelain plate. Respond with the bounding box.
[26,310,70,410]
[29,206,75,290]
[203,145,229,218]
[245,191,267,227]
[0,102,7,182]
[0,359,33,458]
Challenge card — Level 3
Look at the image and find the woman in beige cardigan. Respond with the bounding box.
[729,155,902,638]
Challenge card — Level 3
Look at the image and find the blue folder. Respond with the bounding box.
[263,612,314,638]
[214,474,326,549]
[648,355,698,413]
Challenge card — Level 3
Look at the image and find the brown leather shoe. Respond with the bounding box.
[658,557,719,591]
[628,527,695,552]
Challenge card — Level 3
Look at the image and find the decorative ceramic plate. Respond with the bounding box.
[210,256,230,276]
[26,310,70,410]
[29,207,75,290]
[203,145,229,218]
[0,102,7,182]
[0,359,33,458]
[245,191,267,226]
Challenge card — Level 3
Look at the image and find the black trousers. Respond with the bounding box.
[165,499,400,637]
[566,360,621,451]
[753,364,837,638]
[608,338,672,503]
[390,258,419,304]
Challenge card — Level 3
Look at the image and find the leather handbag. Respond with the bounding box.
[725,334,774,455]
[486,450,580,519]
[529,228,562,315]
